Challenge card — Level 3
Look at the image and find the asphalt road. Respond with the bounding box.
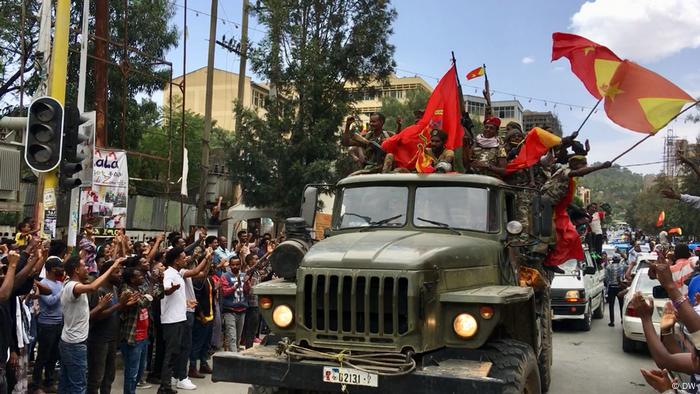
[112,307,658,393]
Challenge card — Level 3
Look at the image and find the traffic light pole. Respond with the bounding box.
[35,0,71,238]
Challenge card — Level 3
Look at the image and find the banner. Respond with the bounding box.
[79,149,128,236]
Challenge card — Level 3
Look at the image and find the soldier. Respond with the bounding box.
[502,125,535,235]
[467,117,507,177]
[541,154,611,206]
[343,112,393,175]
[425,129,455,173]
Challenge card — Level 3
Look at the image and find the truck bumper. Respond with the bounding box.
[213,345,505,393]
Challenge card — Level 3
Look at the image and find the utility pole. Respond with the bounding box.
[94,0,108,147]
[196,0,218,224]
[235,0,249,132]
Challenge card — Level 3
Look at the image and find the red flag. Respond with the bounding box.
[546,179,584,267]
[382,65,463,169]
[656,211,665,227]
[466,66,485,80]
[551,32,622,100]
[603,60,694,134]
[505,127,561,175]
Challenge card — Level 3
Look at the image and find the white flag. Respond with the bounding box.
[181,147,189,197]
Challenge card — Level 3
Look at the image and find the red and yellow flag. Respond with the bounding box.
[546,179,585,267]
[551,32,622,100]
[505,127,561,174]
[382,65,463,169]
[603,60,695,134]
[656,211,665,228]
[668,227,682,235]
[466,66,485,80]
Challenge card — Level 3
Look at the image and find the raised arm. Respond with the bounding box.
[183,248,212,279]
[73,258,124,296]
[570,161,612,177]
[0,251,19,301]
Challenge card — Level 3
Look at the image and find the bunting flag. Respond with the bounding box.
[546,179,585,267]
[466,66,485,80]
[551,32,622,100]
[505,127,561,174]
[656,211,665,228]
[382,65,463,169]
[603,60,695,133]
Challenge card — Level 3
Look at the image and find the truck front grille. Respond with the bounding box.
[302,273,410,336]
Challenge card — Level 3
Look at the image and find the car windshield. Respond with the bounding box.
[336,186,408,229]
[635,270,659,295]
[558,259,580,275]
[413,186,491,232]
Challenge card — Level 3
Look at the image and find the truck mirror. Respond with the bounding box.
[300,186,319,230]
[583,266,596,275]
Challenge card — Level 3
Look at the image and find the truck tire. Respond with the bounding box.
[576,302,592,331]
[538,301,553,392]
[593,298,604,319]
[485,339,542,394]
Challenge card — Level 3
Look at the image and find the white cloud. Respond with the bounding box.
[570,0,700,62]
[521,56,535,64]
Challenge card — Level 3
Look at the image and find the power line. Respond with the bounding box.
[173,2,267,34]
[616,160,665,167]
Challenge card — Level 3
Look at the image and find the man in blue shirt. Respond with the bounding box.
[32,256,64,392]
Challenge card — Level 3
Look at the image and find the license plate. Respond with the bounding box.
[322,366,378,387]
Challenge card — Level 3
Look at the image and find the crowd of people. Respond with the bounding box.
[0,224,280,394]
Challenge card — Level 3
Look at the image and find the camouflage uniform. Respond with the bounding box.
[504,168,533,235]
[470,138,507,176]
[541,164,571,205]
[351,130,393,175]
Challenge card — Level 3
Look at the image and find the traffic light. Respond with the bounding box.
[25,97,64,172]
[59,104,88,190]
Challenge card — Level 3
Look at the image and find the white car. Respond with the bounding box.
[621,267,667,352]
[551,249,606,330]
[630,252,658,277]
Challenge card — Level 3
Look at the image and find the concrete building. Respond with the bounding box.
[576,186,591,207]
[164,67,269,131]
[345,75,433,123]
[464,95,524,130]
[522,110,563,136]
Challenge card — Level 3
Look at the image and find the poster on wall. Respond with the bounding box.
[79,149,128,237]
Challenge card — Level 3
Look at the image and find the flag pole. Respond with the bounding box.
[452,51,468,173]
[611,100,700,163]
[574,98,602,135]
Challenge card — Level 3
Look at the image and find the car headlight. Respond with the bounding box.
[453,313,478,338]
[565,290,581,302]
[272,304,294,328]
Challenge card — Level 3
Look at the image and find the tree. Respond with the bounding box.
[224,0,397,217]
[0,1,41,111]
[380,89,430,132]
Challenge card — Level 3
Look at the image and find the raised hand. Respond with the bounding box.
[98,293,113,309]
[660,301,676,333]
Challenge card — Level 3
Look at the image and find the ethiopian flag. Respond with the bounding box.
[552,32,622,100]
[603,60,695,133]
[505,127,561,174]
[466,66,485,80]
[656,211,665,228]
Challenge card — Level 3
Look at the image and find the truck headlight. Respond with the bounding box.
[565,290,581,302]
[453,313,478,338]
[272,305,294,328]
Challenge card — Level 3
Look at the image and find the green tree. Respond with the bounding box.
[0,1,40,111]
[224,0,397,217]
[380,89,430,132]
[578,163,644,220]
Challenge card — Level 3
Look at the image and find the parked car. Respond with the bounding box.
[621,267,666,352]
[551,248,605,330]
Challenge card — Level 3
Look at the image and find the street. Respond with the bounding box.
[110,306,657,394]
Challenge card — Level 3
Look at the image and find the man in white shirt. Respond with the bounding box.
[587,203,604,256]
[160,246,210,393]
[58,255,123,394]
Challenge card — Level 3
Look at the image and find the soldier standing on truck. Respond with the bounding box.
[342,112,393,175]
[425,129,455,173]
[502,123,536,235]
[468,116,507,177]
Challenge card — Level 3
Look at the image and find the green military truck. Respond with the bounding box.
[213,173,555,394]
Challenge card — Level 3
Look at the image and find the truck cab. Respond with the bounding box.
[213,173,555,394]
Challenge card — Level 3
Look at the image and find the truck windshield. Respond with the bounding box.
[413,186,490,232]
[336,186,408,229]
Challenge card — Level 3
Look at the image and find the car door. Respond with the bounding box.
[584,251,604,307]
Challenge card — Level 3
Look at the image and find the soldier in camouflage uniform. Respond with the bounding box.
[502,123,535,235]
[467,117,507,177]
[342,113,393,175]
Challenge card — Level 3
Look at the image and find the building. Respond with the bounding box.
[522,111,563,136]
[345,75,433,123]
[576,186,591,207]
[464,95,524,130]
[164,67,269,131]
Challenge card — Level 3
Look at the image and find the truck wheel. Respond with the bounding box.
[485,339,542,394]
[538,301,553,392]
[593,298,604,319]
[576,302,592,331]
[622,331,636,353]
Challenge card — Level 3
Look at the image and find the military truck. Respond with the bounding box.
[213,173,555,394]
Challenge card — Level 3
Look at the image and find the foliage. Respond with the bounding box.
[379,89,430,132]
[577,163,644,221]
[0,1,41,111]
[225,0,397,217]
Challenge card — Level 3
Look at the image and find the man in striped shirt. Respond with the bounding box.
[605,256,627,327]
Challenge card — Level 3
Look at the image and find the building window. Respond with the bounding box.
[494,106,514,119]
[253,90,267,108]
[467,101,485,116]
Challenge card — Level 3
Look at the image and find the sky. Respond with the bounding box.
[158,0,700,175]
